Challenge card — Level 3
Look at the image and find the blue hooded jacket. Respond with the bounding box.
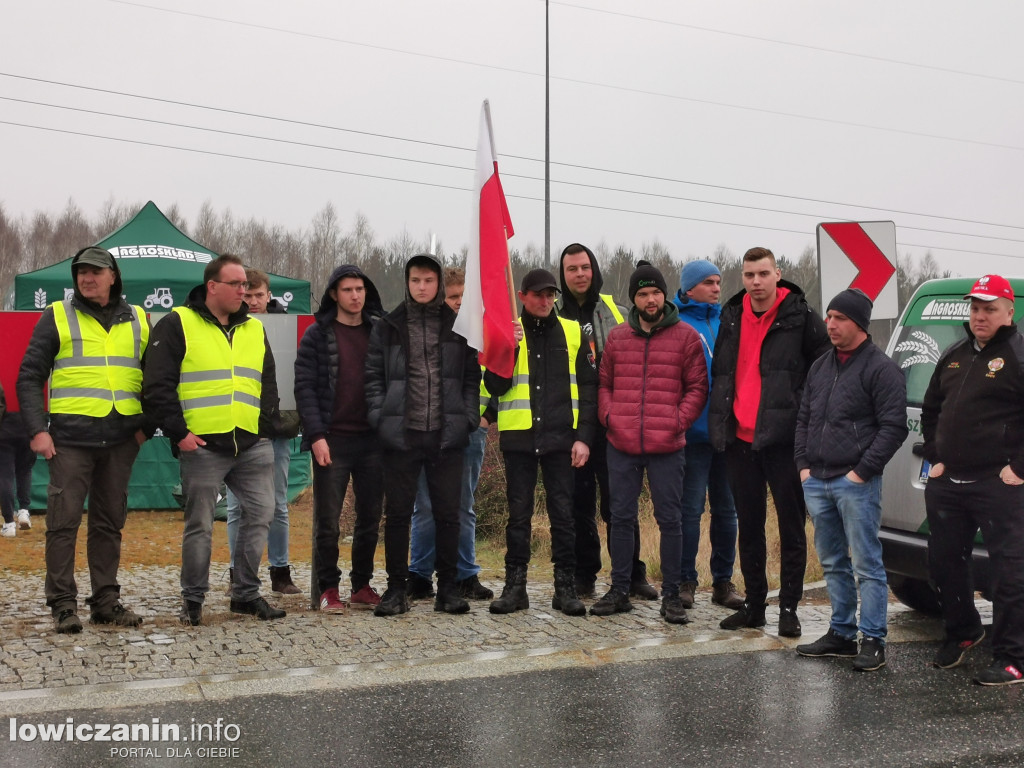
[672,291,719,444]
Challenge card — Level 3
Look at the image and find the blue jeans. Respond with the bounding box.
[606,444,684,596]
[680,442,737,584]
[226,437,291,568]
[179,440,275,603]
[409,426,486,581]
[802,474,887,641]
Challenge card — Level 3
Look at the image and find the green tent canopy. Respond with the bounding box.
[14,201,311,313]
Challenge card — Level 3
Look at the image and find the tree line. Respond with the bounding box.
[0,198,951,317]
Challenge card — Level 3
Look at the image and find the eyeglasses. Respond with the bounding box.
[212,280,250,290]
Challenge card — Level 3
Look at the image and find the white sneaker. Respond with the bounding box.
[17,509,31,530]
[1,522,15,538]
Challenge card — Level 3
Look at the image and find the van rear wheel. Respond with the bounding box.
[888,574,942,616]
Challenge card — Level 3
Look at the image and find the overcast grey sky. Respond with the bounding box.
[3,0,1023,275]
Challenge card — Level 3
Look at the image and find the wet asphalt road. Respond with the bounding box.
[7,639,1023,768]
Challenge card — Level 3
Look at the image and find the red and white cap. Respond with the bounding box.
[964,274,1013,302]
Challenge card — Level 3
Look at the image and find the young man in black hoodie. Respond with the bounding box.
[555,243,656,600]
[364,254,480,617]
[18,247,151,633]
[294,264,386,614]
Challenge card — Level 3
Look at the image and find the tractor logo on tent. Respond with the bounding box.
[144,287,174,309]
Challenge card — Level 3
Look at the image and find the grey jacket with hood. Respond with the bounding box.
[554,242,626,365]
[294,264,384,451]
[364,254,480,452]
[17,247,152,448]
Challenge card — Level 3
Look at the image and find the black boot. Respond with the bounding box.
[374,583,410,617]
[630,561,659,601]
[434,582,471,614]
[489,565,530,614]
[552,568,586,616]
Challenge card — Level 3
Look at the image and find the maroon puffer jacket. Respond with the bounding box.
[598,310,708,455]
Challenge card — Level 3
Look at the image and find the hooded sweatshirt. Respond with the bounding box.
[555,243,625,365]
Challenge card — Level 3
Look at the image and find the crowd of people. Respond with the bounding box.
[5,242,1023,688]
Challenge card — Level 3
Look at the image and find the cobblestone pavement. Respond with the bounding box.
[0,562,962,715]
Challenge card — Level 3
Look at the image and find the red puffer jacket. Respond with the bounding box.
[598,306,708,455]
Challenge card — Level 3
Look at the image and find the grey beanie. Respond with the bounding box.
[826,288,873,331]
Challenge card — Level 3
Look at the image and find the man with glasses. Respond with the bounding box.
[145,253,285,626]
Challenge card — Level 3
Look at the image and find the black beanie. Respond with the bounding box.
[826,288,873,331]
[628,261,668,304]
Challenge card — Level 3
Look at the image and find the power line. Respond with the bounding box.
[3,71,1022,233]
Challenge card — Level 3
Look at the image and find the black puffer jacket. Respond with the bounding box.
[294,265,384,451]
[143,284,279,456]
[795,338,909,480]
[364,255,479,452]
[17,258,151,448]
[709,280,829,451]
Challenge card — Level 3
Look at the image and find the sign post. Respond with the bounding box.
[817,220,898,320]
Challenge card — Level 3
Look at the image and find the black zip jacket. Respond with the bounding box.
[922,322,1024,480]
[795,338,909,481]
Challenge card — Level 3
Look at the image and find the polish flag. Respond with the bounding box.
[454,100,517,378]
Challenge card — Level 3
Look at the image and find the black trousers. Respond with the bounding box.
[503,450,575,570]
[725,440,807,609]
[382,432,463,589]
[927,474,1024,666]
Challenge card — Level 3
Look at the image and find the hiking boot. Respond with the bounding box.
[679,581,698,609]
[456,575,494,600]
[17,509,31,530]
[270,565,302,596]
[1,522,14,538]
[974,659,1024,686]
[407,573,436,600]
[224,567,234,597]
[179,600,202,626]
[778,606,802,638]
[319,587,347,614]
[719,603,767,630]
[489,565,530,614]
[712,580,746,610]
[796,628,858,658]
[55,609,83,634]
[661,595,690,625]
[230,596,286,620]
[551,568,586,616]
[90,603,143,627]
[934,628,986,669]
[853,637,887,672]
[434,585,471,614]
[590,588,633,616]
[374,586,410,617]
[574,577,596,599]
[350,585,381,609]
[629,579,659,601]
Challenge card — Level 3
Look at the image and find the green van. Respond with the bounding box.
[882,276,1024,613]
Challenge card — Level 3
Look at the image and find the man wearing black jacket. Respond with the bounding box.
[922,274,1024,685]
[794,289,908,671]
[144,253,284,626]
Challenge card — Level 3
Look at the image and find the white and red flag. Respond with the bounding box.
[453,100,517,378]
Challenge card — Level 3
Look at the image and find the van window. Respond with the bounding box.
[889,295,969,406]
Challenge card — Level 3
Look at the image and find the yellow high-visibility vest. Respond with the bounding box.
[497,317,580,431]
[174,307,264,435]
[50,300,147,417]
[599,293,625,324]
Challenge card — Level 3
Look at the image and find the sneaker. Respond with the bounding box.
[679,581,697,609]
[350,585,381,609]
[629,580,659,601]
[796,628,858,658]
[853,637,887,672]
[778,606,802,638]
[720,604,767,630]
[319,587,347,614]
[16,509,31,530]
[1,522,15,538]
[934,628,986,669]
[230,596,286,621]
[974,660,1024,686]
[407,574,435,600]
[374,587,410,617]
[712,580,746,610]
[90,603,143,627]
[661,595,690,625]
[456,575,494,600]
[590,588,633,616]
[179,600,202,626]
[54,608,83,634]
